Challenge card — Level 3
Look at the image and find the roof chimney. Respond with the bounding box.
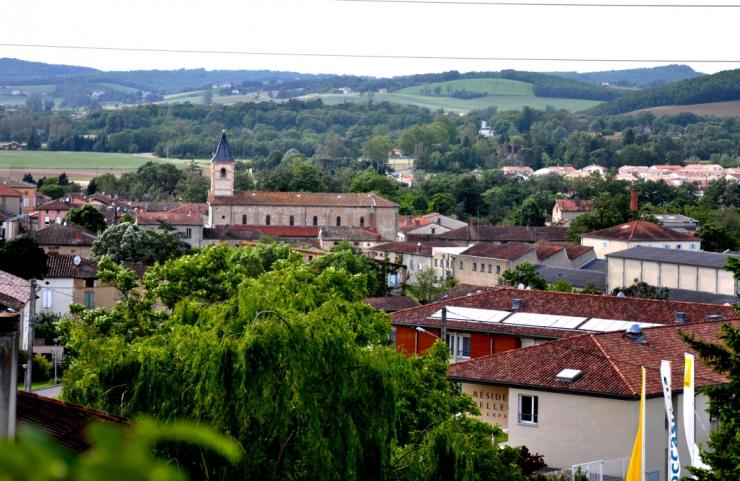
[630,189,639,211]
[512,298,524,310]
[624,323,646,344]
[675,312,687,324]
[706,314,722,321]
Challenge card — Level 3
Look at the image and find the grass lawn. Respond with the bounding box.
[0,151,194,170]
[396,78,534,96]
[17,380,57,391]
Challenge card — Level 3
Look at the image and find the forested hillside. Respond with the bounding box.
[590,69,740,115]
[549,64,702,88]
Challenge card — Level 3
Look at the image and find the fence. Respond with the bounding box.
[569,456,628,481]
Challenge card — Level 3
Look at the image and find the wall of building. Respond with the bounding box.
[42,245,93,258]
[0,196,21,215]
[15,186,37,215]
[584,238,701,259]
[607,257,736,295]
[455,250,538,287]
[39,209,68,226]
[139,224,203,248]
[210,204,398,241]
[394,326,520,359]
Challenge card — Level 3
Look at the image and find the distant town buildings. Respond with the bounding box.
[580,220,700,259]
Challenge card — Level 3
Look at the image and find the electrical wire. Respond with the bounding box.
[0,42,738,64]
[337,0,740,7]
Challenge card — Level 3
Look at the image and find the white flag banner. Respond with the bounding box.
[683,353,709,469]
[661,361,681,481]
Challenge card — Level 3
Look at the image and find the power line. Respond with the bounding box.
[337,0,740,7]
[0,42,738,64]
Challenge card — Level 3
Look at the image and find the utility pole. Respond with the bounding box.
[24,279,36,392]
[441,306,448,347]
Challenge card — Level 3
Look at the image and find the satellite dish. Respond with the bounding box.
[517,283,525,290]
[73,255,81,266]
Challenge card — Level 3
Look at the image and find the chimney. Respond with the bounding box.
[0,310,20,438]
[675,312,687,324]
[512,298,524,310]
[73,230,82,240]
[630,189,639,211]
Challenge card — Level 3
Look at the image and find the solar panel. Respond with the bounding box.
[580,318,662,332]
[429,306,510,324]
[503,312,587,329]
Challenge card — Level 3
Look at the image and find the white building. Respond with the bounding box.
[581,221,700,259]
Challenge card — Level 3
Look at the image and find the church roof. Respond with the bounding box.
[211,133,234,163]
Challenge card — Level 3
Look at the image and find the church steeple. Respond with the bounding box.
[211,131,234,163]
[210,132,235,197]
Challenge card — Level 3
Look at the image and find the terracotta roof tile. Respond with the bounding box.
[209,191,398,208]
[319,227,384,241]
[449,320,737,398]
[0,183,22,197]
[438,225,568,243]
[364,296,420,312]
[204,225,320,241]
[45,255,98,279]
[370,241,459,256]
[583,221,695,242]
[30,224,97,246]
[462,242,535,260]
[0,177,36,189]
[136,211,203,226]
[555,199,593,212]
[0,269,30,309]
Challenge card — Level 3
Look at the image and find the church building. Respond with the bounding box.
[207,133,399,240]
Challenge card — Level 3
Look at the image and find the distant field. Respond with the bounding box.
[630,100,740,118]
[313,91,600,113]
[161,90,267,105]
[3,84,56,94]
[0,151,196,170]
[97,82,140,93]
[396,78,534,96]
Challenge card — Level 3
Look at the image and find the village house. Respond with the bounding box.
[0,183,22,216]
[0,177,37,216]
[448,321,734,481]
[432,246,469,283]
[606,246,739,302]
[368,241,458,285]
[580,220,700,259]
[454,243,538,287]
[203,225,321,248]
[207,133,399,240]
[501,166,533,178]
[317,226,388,251]
[424,225,568,245]
[390,287,735,363]
[653,213,700,232]
[29,223,97,258]
[0,209,20,241]
[397,212,467,241]
[36,197,86,227]
[136,211,205,248]
[36,255,116,316]
[551,199,593,224]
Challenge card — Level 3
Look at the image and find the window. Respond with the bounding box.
[242,214,247,225]
[312,215,318,226]
[265,215,271,226]
[220,167,226,178]
[488,264,492,273]
[22,198,29,208]
[689,244,696,250]
[431,228,436,234]
[602,241,608,248]
[359,216,365,227]
[445,333,471,361]
[336,216,341,227]
[518,394,538,425]
[473,262,477,272]
[56,217,62,224]
[84,291,94,310]
[459,261,464,270]
[289,215,295,226]
[676,244,682,249]
[44,216,50,225]
[664,244,670,249]
[41,289,53,309]
[85,279,95,288]
[434,259,438,267]
[185,228,192,238]
[496,265,501,274]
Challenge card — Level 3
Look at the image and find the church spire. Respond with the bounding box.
[211,131,234,163]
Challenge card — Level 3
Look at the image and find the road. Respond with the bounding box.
[33,384,62,398]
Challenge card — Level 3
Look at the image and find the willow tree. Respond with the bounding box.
[62,244,526,481]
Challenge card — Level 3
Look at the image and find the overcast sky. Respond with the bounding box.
[2,0,739,77]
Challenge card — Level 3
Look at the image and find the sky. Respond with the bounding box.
[1,0,739,77]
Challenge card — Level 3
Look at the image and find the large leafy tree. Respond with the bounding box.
[499,262,547,290]
[64,204,107,233]
[0,237,47,280]
[61,244,526,481]
[92,222,189,265]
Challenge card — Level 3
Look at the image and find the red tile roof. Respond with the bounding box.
[0,183,22,197]
[392,287,736,338]
[439,225,568,243]
[0,269,30,309]
[30,223,97,246]
[209,191,398,208]
[45,255,98,279]
[449,320,737,399]
[364,296,420,312]
[583,221,695,242]
[534,243,564,260]
[136,211,203,226]
[17,391,128,452]
[204,225,320,241]
[462,242,535,261]
[319,227,383,241]
[370,241,459,256]
[555,199,593,213]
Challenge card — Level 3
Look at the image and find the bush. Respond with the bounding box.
[17,351,53,382]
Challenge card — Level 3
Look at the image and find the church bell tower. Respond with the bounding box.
[210,131,235,197]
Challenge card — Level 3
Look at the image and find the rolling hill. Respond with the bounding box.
[548,64,702,88]
[589,68,740,116]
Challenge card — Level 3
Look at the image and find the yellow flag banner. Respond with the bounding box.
[625,366,646,481]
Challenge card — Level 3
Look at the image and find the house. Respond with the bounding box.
[0,141,23,150]
[36,255,115,316]
[207,133,399,240]
[653,214,700,232]
[318,226,388,251]
[580,220,700,259]
[0,177,37,215]
[432,246,470,283]
[398,213,467,241]
[0,183,22,216]
[454,243,538,287]
[136,211,204,248]
[37,198,86,226]
[606,246,739,300]
[502,166,533,177]
[448,321,736,480]
[364,296,419,313]
[0,208,21,241]
[29,223,97,258]
[551,199,592,224]
[368,242,458,285]
[425,225,568,245]
[0,268,30,329]
[390,286,736,363]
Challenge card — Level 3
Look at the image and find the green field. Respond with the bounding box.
[97,82,140,93]
[396,78,534,96]
[0,151,195,170]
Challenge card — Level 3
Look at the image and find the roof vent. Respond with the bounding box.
[516,283,525,290]
[624,324,646,344]
[512,298,524,310]
[616,291,626,298]
[675,312,687,324]
[706,314,722,321]
[556,369,582,383]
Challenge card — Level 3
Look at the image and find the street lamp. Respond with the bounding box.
[415,326,439,338]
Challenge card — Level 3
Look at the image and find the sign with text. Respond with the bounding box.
[461,383,509,429]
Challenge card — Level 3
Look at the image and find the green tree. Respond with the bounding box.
[698,221,739,252]
[64,205,107,233]
[499,262,547,290]
[611,279,668,300]
[407,267,450,304]
[92,223,188,265]
[0,237,48,279]
[349,168,399,197]
[310,241,385,297]
[175,173,210,202]
[362,135,392,173]
[508,197,546,227]
[26,127,41,150]
[549,279,573,292]
[680,323,740,481]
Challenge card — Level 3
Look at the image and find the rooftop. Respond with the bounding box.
[0,177,36,189]
[0,183,22,197]
[30,223,97,246]
[555,199,593,213]
[319,227,383,241]
[136,211,204,226]
[203,225,320,241]
[535,265,606,290]
[364,296,420,312]
[209,191,398,208]
[45,255,98,279]
[606,246,738,269]
[583,221,695,242]
[461,242,535,261]
[0,269,30,309]
[449,320,737,399]
[439,225,568,243]
[211,132,235,163]
[371,241,459,256]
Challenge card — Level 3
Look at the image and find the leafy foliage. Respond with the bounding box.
[499,262,547,290]
[64,204,107,233]
[0,236,47,280]
[611,279,669,300]
[91,222,189,265]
